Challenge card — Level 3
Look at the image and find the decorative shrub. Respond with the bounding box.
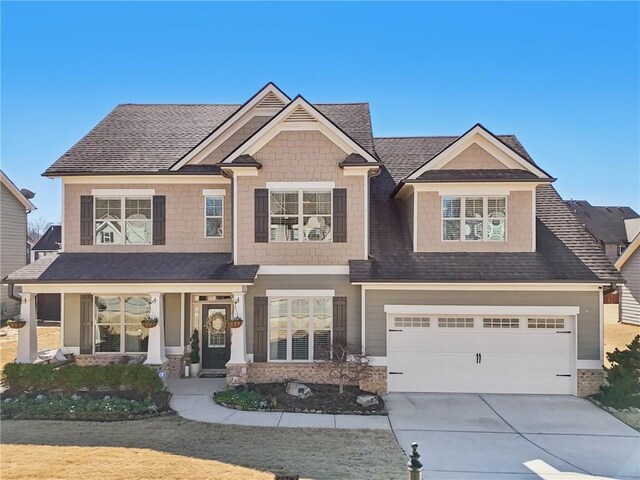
[599,335,640,409]
[214,388,264,409]
[1,363,164,397]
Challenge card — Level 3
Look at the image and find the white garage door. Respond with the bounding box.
[387,314,575,394]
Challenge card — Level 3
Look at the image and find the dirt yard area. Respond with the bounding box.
[604,322,640,367]
[0,325,60,370]
[1,416,405,480]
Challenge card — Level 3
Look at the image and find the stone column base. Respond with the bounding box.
[577,368,605,397]
[226,364,249,386]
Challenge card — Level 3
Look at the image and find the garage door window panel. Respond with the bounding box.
[483,318,520,329]
[528,318,565,329]
[437,317,474,328]
[395,316,430,328]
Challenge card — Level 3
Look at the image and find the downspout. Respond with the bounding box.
[7,282,21,303]
[220,168,235,265]
[366,166,382,260]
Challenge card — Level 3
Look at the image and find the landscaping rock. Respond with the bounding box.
[356,394,379,407]
[286,382,312,399]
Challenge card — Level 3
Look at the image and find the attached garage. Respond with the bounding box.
[384,305,578,395]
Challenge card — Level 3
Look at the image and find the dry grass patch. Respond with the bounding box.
[604,322,640,367]
[1,417,405,480]
[0,325,60,370]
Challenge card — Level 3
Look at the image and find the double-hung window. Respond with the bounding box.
[205,196,224,238]
[95,197,152,245]
[269,190,332,242]
[442,196,506,242]
[268,297,332,361]
[94,296,150,353]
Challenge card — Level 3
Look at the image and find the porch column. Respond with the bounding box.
[228,292,248,365]
[17,292,37,363]
[144,292,167,365]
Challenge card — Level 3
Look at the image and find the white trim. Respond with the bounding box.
[203,194,224,239]
[171,83,290,170]
[63,176,230,184]
[221,167,259,177]
[352,283,604,291]
[91,188,155,196]
[221,96,378,164]
[202,189,226,196]
[531,189,536,252]
[61,178,65,251]
[59,292,65,349]
[383,305,581,316]
[363,174,368,259]
[576,360,603,369]
[598,287,604,363]
[361,286,366,354]
[413,191,418,252]
[0,170,36,211]
[441,195,507,243]
[258,265,349,275]
[407,125,550,180]
[19,283,254,295]
[343,166,378,176]
[233,173,238,264]
[266,181,335,190]
[615,232,640,269]
[268,187,333,244]
[266,289,335,297]
[165,346,184,355]
[370,355,387,366]
[180,292,185,350]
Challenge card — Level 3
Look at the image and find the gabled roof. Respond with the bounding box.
[32,225,62,252]
[0,170,36,212]
[565,200,639,245]
[413,169,554,183]
[220,96,380,164]
[615,232,640,270]
[44,99,378,176]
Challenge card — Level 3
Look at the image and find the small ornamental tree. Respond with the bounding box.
[190,329,200,365]
[315,342,375,394]
[599,335,640,409]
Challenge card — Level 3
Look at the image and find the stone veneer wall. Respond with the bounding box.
[577,369,605,397]
[226,363,388,395]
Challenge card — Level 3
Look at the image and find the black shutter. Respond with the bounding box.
[333,189,347,242]
[80,294,93,354]
[333,296,347,347]
[80,196,94,245]
[153,195,166,245]
[255,189,269,243]
[253,296,268,362]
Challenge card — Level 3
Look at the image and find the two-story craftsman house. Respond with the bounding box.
[5,83,623,396]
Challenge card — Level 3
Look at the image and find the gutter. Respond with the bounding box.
[7,283,21,303]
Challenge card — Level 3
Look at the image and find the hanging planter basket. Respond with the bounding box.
[6,318,26,329]
[227,317,244,329]
[141,317,158,329]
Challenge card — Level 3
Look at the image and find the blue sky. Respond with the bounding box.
[2,1,639,223]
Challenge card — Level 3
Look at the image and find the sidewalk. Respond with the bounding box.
[167,377,391,430]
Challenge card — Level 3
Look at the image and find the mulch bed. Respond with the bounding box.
[223,383,386,415]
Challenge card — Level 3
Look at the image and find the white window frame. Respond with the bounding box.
[93,295,151,354]
[94,196,153,245]
[267,297,333,362]
[441,195,507,242]
[269,189,333,243]
[204,195,224,238]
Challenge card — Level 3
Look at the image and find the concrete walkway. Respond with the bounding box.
[167,377,391,430]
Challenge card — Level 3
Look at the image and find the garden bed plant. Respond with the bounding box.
[214,382,386,415]
[0,362,171,421]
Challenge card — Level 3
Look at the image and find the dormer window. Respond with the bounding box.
[442,196,506,242]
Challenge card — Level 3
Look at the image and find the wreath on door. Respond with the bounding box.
[206,311,225,332]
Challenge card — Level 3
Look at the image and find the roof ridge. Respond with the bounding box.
[118,103,241,107]
[375,134,517,139]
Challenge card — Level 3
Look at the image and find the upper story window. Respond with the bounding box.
[442,196,506,242]
[95,197,152,245]
[205,195,224,238]
[269,190,332,242]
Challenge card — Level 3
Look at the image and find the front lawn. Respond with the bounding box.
[0,324,60,370]
[1,417,406,480]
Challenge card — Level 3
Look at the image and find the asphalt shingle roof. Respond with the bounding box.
[32,225,61,252]
[414,169,547,182]
[44,102,376,175]
[565,200,639,245]
[5,253,258,283]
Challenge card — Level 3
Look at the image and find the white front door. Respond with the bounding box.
[387,314,574,394]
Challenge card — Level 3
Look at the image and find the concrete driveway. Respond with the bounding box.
[386,393,640,479]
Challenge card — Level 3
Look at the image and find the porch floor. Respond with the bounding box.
[166,377,391,430]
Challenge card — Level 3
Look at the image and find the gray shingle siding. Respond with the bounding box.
[620,252,640,325]
[1,183,28,317]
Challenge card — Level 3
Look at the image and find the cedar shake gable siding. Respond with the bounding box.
[236,130,365,265]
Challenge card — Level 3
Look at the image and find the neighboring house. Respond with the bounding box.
[615,224,640,326]
[0,170,35,319]
[4,83,624,398]
[565,200,639,262]
[31,225,62,261]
